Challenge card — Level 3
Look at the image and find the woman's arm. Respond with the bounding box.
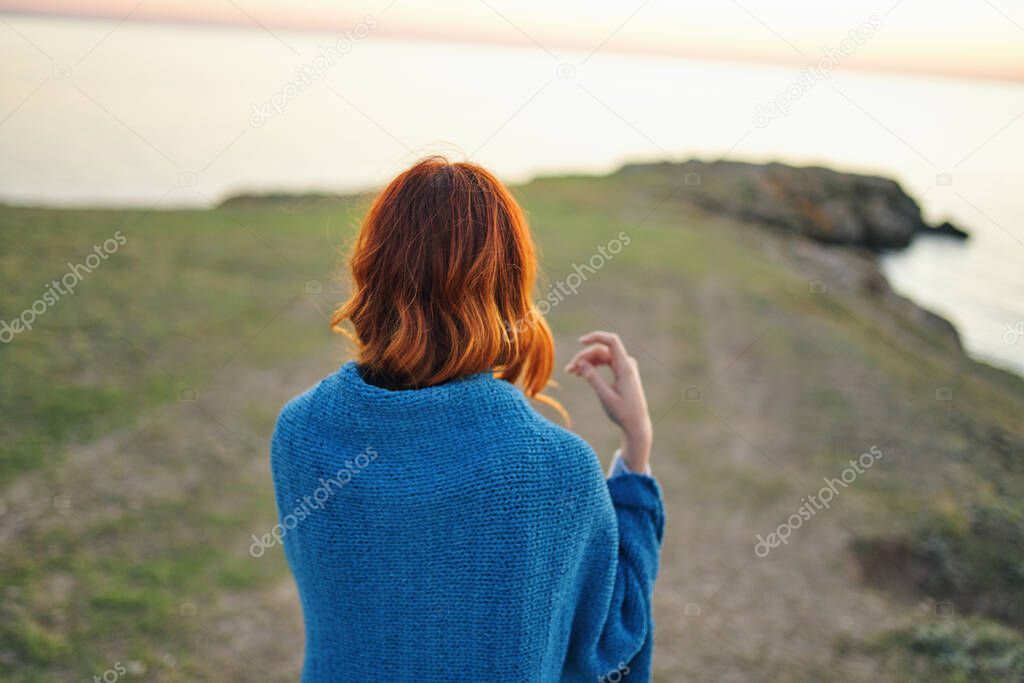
[563,331,664,681]
[556,453,664,682]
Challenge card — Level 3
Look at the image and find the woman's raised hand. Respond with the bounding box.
[565,331,653,473]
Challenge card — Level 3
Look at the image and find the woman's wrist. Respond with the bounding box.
[620,429,652,473]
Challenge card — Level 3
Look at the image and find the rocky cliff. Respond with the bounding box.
[619,159,968,249]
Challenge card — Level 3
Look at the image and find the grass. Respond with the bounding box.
[0,200,352,681]
[2,164,1023,681]
[0,200,352,487]
[873,617,1024,682]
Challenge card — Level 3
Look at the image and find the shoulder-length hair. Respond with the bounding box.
[331,156,565,421]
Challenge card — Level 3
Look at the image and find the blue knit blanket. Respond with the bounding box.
[271,362,664,682]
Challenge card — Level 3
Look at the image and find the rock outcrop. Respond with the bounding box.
[619,160,968,249]
[928,220,970,240]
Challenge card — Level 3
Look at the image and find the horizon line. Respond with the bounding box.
[2,7,1023,85]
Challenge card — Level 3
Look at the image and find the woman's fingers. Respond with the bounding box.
[577,332,640,388]
[564,344,612,373]
[578,332,625,360]
[575,359,617,406]
[567,344,621,419]
[579,331,630,370]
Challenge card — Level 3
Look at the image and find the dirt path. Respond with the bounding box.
[638,264,913,681]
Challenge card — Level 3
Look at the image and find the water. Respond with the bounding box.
[881,235,1024,375]
[1,15,1022,374]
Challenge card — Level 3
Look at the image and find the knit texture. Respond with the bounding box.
[270,361,665,682]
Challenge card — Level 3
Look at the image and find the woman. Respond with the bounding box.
[271,157,664,682]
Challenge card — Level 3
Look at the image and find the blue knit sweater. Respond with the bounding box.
[270,362,665,682]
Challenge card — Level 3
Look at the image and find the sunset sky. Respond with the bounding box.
[3,0,1023,82]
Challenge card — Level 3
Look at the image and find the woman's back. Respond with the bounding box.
[272,362,662,681]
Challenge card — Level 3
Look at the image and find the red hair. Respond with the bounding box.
[332,156,566,421]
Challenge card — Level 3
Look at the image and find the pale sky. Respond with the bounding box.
[3,0,1024,81]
